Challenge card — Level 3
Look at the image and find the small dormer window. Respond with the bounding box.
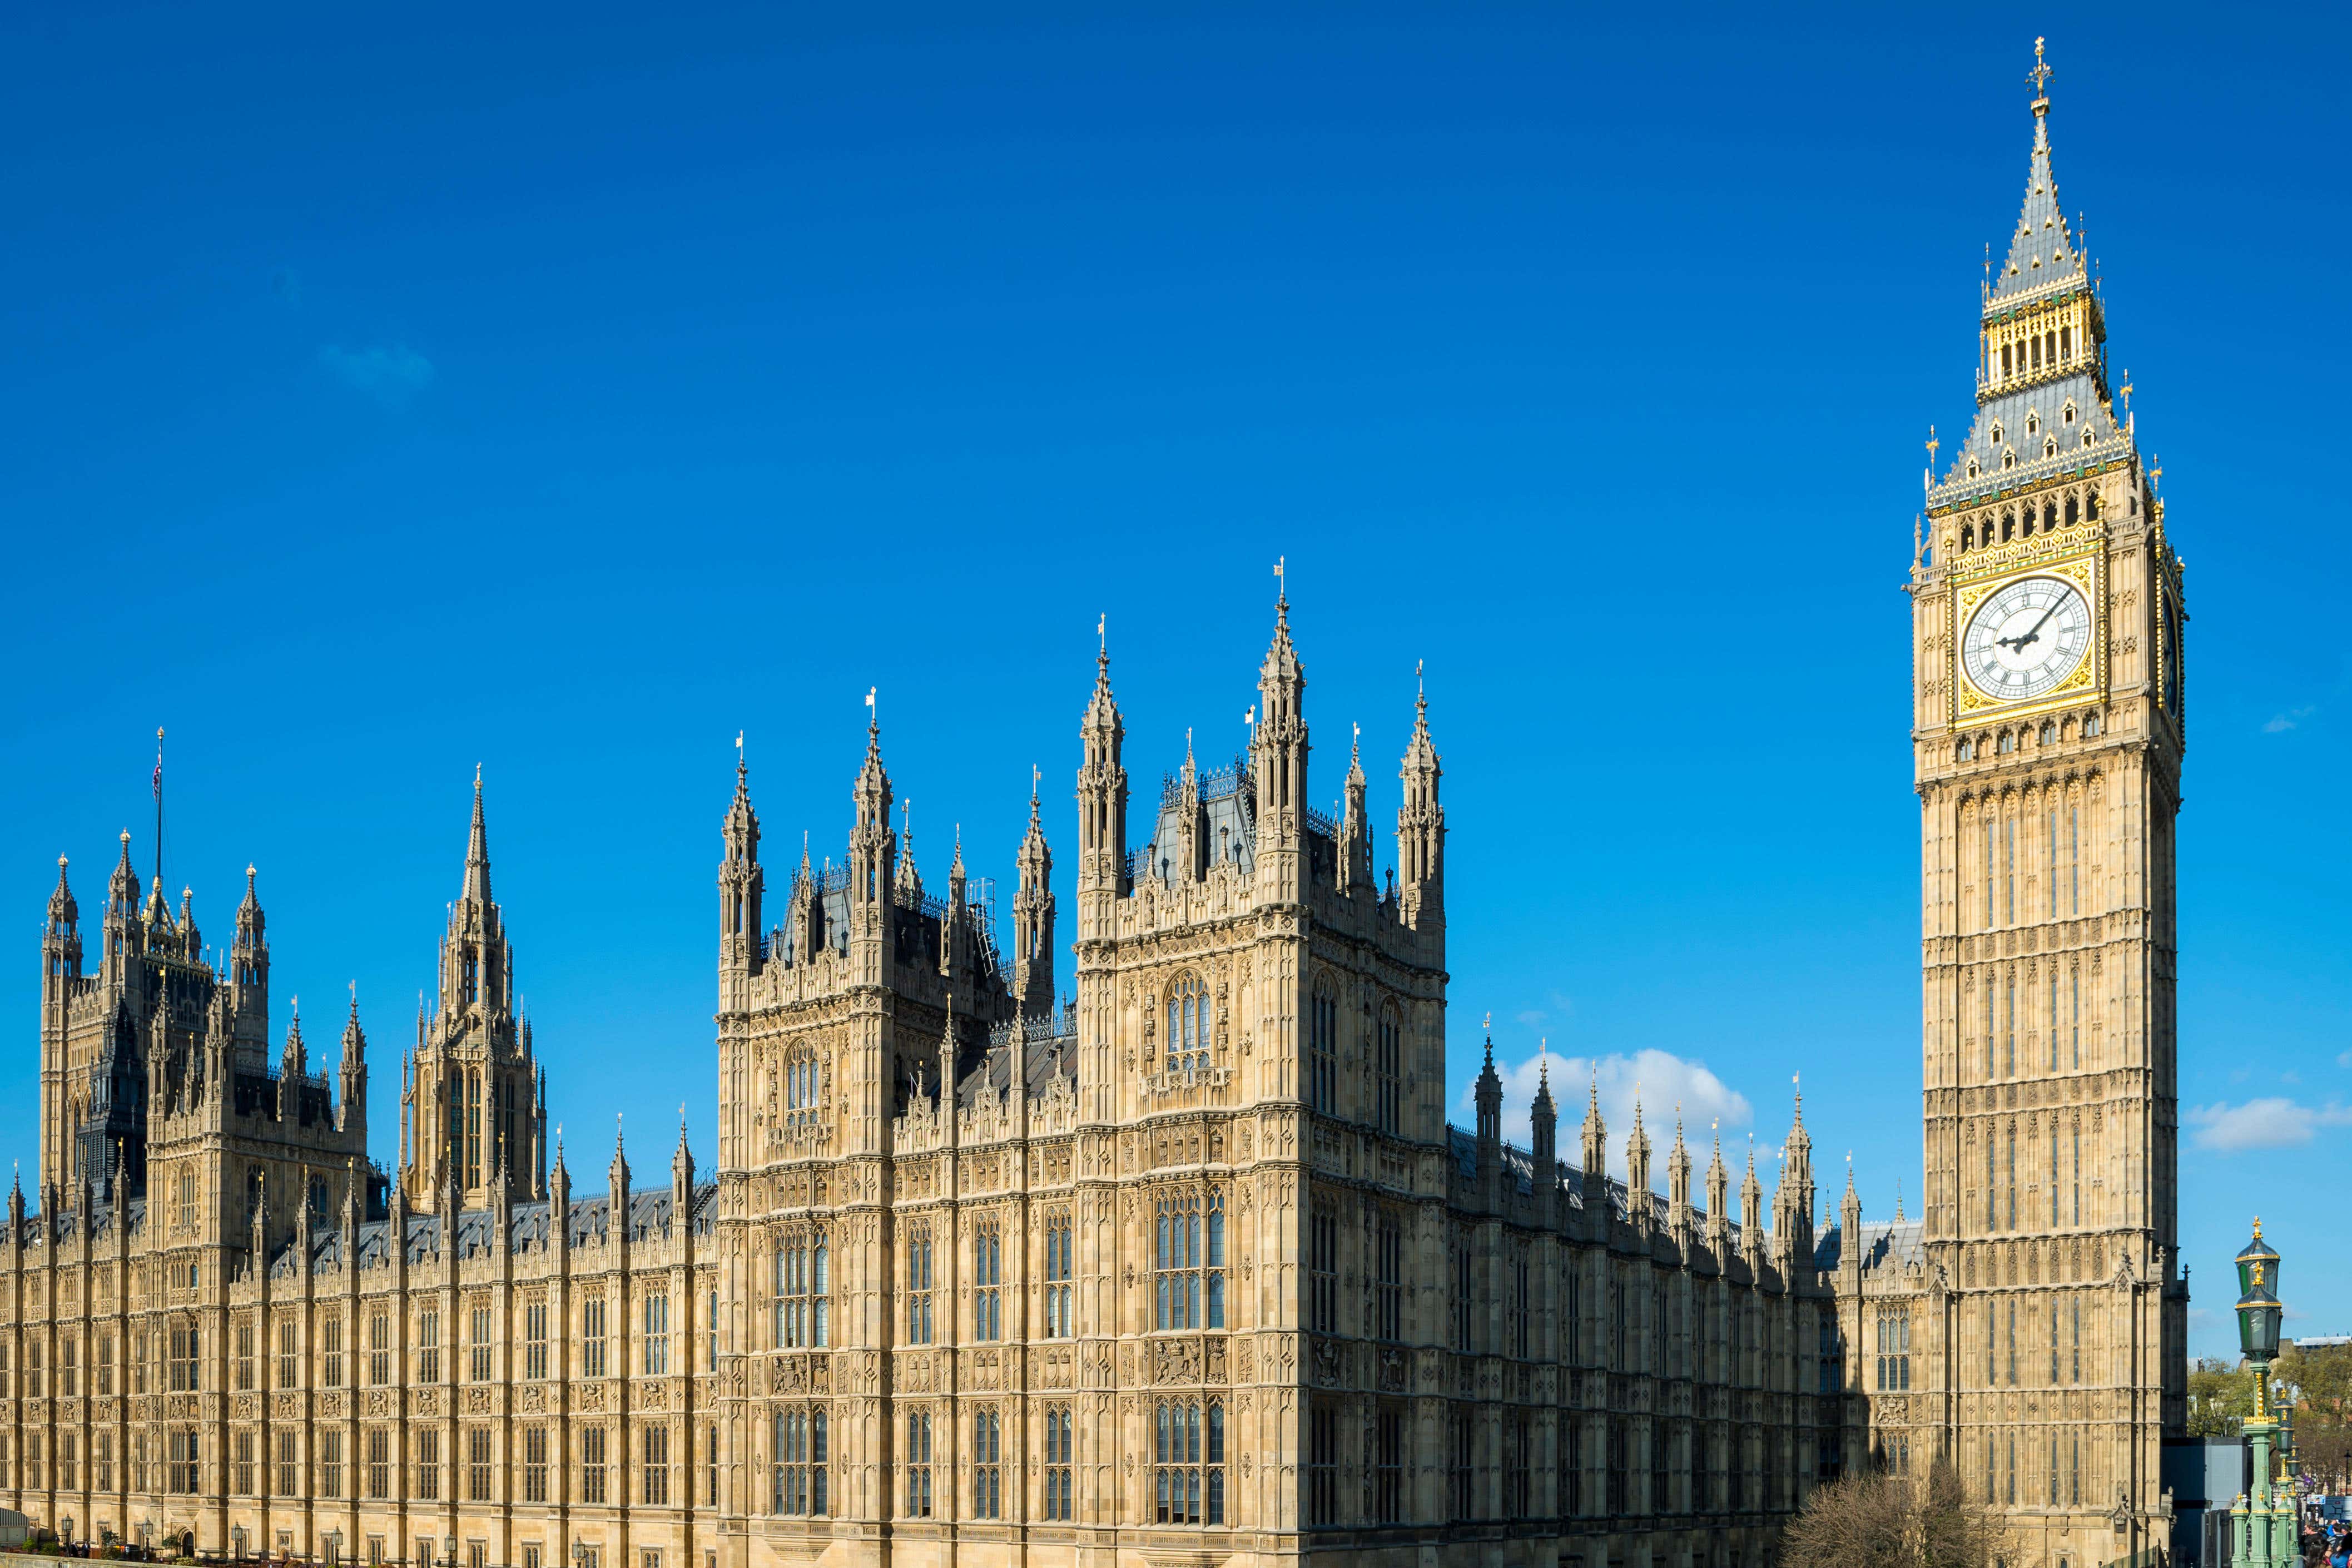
[1968,459,1981,479]
[2063,401,2077,424]
[2003,450,2016,469]
[1991,423,2003,445]
[2045,438,2057,458]
[2081,429,2093,448]
[2027,413,2039,436]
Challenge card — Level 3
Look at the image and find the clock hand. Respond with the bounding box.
[1997,593,2073,653]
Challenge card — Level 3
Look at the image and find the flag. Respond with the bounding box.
[865,688,876,708]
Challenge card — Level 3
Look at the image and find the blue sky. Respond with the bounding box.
[2,3,2345,1358]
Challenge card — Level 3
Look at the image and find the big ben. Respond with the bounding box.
[1911,39,2189,1554]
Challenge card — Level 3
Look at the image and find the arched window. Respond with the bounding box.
[1956,738,1974,762]
[785,1052,820,1114]
[1154,1398,1226,1524]
[1962,524,1974,551]
[2064,494,2078,525]
[2085,490,2101,520]
[1154,1190,1225,1330]
[1998,732,2015,755]
[2002,511,2016,542]
[2082,712,2102,738]
[1164,974,1211,1077]
[1376,1009,1402,1134]
[2043,501,2057,530]
[2038,722,2056,746]
[1308,982,1338,1114]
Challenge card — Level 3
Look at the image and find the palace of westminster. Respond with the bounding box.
[4,49,2190,1568]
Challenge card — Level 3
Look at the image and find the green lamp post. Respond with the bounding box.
[2231,1218,2295,1568]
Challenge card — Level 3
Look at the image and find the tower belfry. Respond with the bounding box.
[1900,38,2187,1554]
[401,770,545,1209]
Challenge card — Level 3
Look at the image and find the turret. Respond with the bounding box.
[230,864,269,1018]
[339,990,369,1139]
[43,854,81,987]
[670,1113,695,1238]
[1075,636,1129,937]
[1669,1113,1694,1239]
[102,831,142,983]
[1252,585,1309,906]
[718,743,765,999]
[1396,674,1443,931]
[1838,1161,1863,1272]
[177,886,200,962]
[276,1002,309,1127]
[1625,1096,1654,1232]
[1011,772,1055,1016]
[1774,1078,1816,1267]
[1339,727,1371,896]
[848,708,895,979]
[1529,1047,1558,1193]
[1739,1142,1764,1262]
[1579,1074,1608,1214]
[1473,1033,1503,1174]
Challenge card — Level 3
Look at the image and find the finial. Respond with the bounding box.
[1273,554,1286,612]
[865,686,878,738]
[1537,1035,1547,1084]
[2253,1215,2263,1240]
[2028,36,2052,111]
[349,980,358,1012]
[1031,765,1041,809]
[1098,613,1106,653]
[736,730,746,782]
[2148,455,2162,494]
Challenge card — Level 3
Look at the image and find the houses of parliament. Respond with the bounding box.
[4,48,2187,1568]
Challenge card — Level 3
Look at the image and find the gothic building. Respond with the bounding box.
[1820,41,2190,1568]
[3,41,2185,1568]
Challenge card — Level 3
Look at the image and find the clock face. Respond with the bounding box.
[1962,574,2092,702]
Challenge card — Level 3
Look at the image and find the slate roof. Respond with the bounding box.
[265,1182,719,1278]
[1988,105,2085,314]
[1813,1218,1926,1274]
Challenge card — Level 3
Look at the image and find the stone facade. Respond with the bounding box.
[5,601,1845,1568]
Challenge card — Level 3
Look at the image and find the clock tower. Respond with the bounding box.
[1911,41,2187,1554]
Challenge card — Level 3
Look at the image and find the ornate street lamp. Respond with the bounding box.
[2232,1219,2294,1568]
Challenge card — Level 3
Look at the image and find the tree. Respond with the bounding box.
[2187,1357,2256,1437]
[1778,1456,2011,1568]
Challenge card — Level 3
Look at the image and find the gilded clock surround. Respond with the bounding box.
[1951,553,2104,722]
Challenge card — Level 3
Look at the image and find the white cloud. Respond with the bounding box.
[2338,1049,2351,1070]
[2264,706,2314,733]
[2185,1097,2352,1153]
[1456,1047,1759,1181]
[320,343,435,408]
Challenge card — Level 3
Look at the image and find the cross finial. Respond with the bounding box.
[2028,37,2052,107]
[1098,613,1106,652]
[2148,456,2162,494]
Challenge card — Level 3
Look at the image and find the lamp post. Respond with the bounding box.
[2231,1218,2294,1568]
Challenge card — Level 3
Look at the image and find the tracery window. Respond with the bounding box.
[904,1412,933,1518]
[773,1234,830,1348]
[1154,1190,1224,1329]
[641,1423,671,1505]
[322,1317,343,1388]
[469,1304,492,1382]
[1043,1214,1074,1338]
[1875,1310,1912,1390]
[975,1222,1003,1341]
[644,1292,670,1375]
[1041,1406,1075,1520]
[1308,981,1338,1113]
[1309,1207,1338,1334]
[580,1426,608,1504]
[368,1312,391,1386]
[418,1308,441,1383]
[772,1408,828,1515]
[524,1301,547,1379]
[523,1427,548,1502]
[1376,1008,1402,1134]
[1154,1400,1224,1524]
[905,1226,934,1344]
[1376,1217,1403,1342]
[416,1428,441,1502]
[1164,973,1211,1076]
[582,1298,607,1378]
[972,1408,1003,1519]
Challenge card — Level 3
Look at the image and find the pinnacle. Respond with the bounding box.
[463,770,493,906]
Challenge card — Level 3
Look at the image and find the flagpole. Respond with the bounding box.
[153,726,165,889]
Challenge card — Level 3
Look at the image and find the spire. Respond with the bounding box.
[108,829,140,911]
[463,765,492,905]
[282,1000,307,1078]
[1529,1028,1558,1187]
[1987,38,2082,311]
[1473,1029,1503,1150]
[608,1113,631,1195]
[341,988,366,1060]
[671,1106,695,1192]
[47,855,76,927]
[1579,1068,1607,1188]
[1396,663,1443,927]
[1013,766,1056,1016]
